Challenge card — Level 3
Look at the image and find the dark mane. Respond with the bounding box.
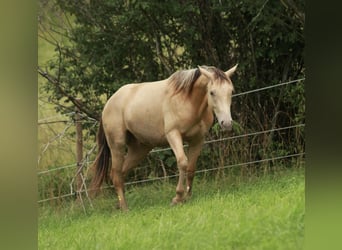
[168,68,201,95]
[168,66,231,95]
[206,66,230,82]
[201,66,234,90]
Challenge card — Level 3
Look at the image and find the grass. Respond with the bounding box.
[39,167,304,249]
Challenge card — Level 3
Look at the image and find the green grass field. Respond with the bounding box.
[39,167,304,249]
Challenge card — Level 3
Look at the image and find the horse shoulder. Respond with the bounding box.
[202,109,214,130]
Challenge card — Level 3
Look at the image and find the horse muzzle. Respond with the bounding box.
[219,119,233,131]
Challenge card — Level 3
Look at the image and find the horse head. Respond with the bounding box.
[198,64,237,131]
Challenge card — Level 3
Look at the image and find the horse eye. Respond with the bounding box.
[210,91,215,96]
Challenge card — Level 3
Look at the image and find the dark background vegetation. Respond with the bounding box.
[39,0,304,119]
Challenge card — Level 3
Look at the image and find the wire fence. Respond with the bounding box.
[37,77,305,204]
[37,152,304,204]
[232,78,305,97]
[37,78,305,125]
[38,111,76,124]
[37,123,305,175]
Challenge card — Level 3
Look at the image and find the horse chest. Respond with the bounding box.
[182,109,213,138]
[181,118,213,142]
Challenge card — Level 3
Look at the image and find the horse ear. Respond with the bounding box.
[225,64,238,78]
[198,66,215,80]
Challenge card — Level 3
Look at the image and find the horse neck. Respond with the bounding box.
[189,79,210,117]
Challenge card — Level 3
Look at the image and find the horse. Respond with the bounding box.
[90,64,237,211]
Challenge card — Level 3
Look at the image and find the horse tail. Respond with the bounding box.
[90,118,111,195]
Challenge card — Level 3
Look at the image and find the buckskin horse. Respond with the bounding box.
[90,64,237,211]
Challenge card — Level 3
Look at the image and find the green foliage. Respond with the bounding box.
[40,0,304,119]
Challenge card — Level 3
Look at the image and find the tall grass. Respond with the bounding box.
[39,167,304,250]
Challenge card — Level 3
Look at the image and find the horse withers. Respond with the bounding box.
[90,65,237,211]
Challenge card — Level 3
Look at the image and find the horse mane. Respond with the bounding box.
[168,68,201,95]
[205,66,230,82]
[168,66,230,95]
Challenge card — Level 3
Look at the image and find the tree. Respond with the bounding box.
[38,0,305,163]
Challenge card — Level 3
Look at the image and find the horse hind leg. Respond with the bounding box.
[122,136,152,178]
[109,132,151,211]
[109,143,128,211]
[104,126,129,211]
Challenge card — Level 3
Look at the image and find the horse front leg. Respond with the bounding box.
[185,137,204,200]
[166,130,188,205]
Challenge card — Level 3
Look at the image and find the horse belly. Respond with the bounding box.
[124,88,167,146]
[127,118,167,146]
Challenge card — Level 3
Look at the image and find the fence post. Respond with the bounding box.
[75,99,83,200]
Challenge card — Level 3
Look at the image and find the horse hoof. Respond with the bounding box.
[170,201,182,207]
[170,197,185,206]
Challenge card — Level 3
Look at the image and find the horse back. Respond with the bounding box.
[103,81,169,146]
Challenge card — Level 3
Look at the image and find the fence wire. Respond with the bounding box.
[37,123,305,175]
[232,78,305,97]
[37,77,305,204]
[37,152,304,203]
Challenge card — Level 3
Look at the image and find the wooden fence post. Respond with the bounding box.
[75,99,83,199]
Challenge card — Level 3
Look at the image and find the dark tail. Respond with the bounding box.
[90,119,111,194]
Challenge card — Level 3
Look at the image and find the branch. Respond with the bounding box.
[38,120,70,125]
[155,35,173,75]
[139,6,173,74]
[246,0,270,30]
[280,0,305,25]
[37,67,100,121]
